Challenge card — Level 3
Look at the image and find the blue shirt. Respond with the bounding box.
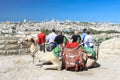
[81,33,86,42]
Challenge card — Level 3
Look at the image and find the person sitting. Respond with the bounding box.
[46,29,57,51]
[54,32,66,46]
[64,30,81,48]
[82,31,96,68]
[84,31,94,48]
[54,32,66,59]
[71,30,81,44]
[81,28,87,47]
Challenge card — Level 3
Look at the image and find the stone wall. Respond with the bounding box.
[0,36,29,55]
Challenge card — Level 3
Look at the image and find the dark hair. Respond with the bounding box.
[87,31,90,34]
[83,28,87,33]
[52,29,55,32]
[31,38,35,43]
[58,31,62,35]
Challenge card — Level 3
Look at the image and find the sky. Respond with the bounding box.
[0,0,120,23]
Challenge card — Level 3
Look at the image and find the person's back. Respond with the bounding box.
[71,30,81,43]
[54,32,65,44]
[47,32,57,44]
[46,29,57,51]
[63,31,81,48]
[81,33,86,41]
[36,29,46,53]
[71,35,81,42]
[84,31,93,48]
[81,29,87,43]
[38,32,46,44]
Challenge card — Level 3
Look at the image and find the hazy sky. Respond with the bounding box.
[0,0,120,23]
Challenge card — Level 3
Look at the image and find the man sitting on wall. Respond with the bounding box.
[46,29,57,51]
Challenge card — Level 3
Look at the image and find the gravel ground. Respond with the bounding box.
[0,51,120,80]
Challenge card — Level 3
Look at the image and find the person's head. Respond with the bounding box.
[58,31,62,35]
[40,29,44,33]
[83,28,87,33]
[74,30,79,35]
[86,31,90,34]
[52,29,55,32]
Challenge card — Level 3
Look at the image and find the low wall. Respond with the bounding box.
[0,36,29,55]
[99,37,120,58]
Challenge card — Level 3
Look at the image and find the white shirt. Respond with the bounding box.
[47,32,57,43]
[84,34,93,48]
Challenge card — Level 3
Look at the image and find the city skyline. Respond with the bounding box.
[0,0,120,23]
